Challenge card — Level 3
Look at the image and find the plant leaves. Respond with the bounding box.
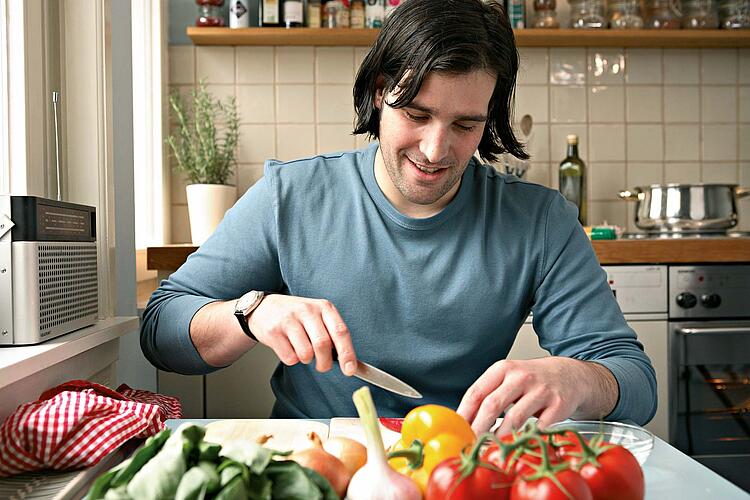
[125,424,204,500]
[301,466,340,500]
[214,475,248,500]
[266,460,323,500]
[219,440,278,475]
[175,461,220,500]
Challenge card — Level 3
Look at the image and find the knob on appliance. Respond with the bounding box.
[676,292,698,309]
[701,293,722,309]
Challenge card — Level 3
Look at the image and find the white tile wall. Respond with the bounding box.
[167,45,750,241]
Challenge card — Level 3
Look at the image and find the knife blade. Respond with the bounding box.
[333,349,422,398]
[352,359,423,399]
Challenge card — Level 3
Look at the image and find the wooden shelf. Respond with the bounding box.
[187,26,750,48]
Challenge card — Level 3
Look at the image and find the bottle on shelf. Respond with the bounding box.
[351,0,366,27]
[284,0,305,27]
[308,0,322,27]
[196,0,226,27]
[558,134,587,225]
[365,0,385,27]
[260,0,282,26]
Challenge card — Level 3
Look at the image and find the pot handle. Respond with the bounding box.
[618,188,643,201]
[736,187,750,198]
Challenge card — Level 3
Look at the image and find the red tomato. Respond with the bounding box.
[483,436,559,478]
[511,468,593,500]
[577,445,644,500]
[425,456,513,500]
[551,430,587,464]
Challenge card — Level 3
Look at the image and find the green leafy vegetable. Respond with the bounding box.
[126,424,204,500]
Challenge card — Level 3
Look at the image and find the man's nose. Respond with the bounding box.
[420,124,450,164]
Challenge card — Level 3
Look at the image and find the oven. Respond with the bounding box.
[668,265,750,492]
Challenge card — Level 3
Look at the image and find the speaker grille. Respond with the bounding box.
[38,244,98,331]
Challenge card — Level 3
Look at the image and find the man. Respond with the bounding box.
[141,0,656,435]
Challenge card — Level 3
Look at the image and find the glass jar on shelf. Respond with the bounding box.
[568,0,607,28]
[681,0,720,27]
[532,0,561,27]
[646,0,682,28]
[609,0,645,27]
[719,0,750,28]
[196,0,225,27]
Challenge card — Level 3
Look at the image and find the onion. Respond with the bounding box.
[291,435,352,498]
[323,437,368,476]
[347,387,421,500]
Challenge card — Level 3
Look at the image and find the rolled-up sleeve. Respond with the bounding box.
[140,168,283,374]
[531,193,657,425]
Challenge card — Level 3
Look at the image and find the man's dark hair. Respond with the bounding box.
[353,0,527,163]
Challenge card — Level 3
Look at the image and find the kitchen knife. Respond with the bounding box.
[333,350,422,398]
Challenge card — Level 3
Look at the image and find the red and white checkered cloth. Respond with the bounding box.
[0,380,182,477]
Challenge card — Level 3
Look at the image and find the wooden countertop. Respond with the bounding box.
[147,238,750,271]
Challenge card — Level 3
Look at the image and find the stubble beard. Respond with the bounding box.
[380,144,463,208]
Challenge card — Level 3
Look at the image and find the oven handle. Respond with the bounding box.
[676,326,750,336]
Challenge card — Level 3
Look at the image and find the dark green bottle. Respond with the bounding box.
[559,134,587,225]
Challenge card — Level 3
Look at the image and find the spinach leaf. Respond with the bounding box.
[246,473,273,500]
[83,429,171,499]
[302,466,340,500]
[126,423,204,499]
[198,441,221,462]
[219,440,289,475]
[214,475,247,500]
[218,461,248,487]
[266,460,322,500]
[175,461,220,500]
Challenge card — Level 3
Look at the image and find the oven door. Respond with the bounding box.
[669,320,750,491]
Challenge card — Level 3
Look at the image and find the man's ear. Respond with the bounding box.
[373,75,385,109]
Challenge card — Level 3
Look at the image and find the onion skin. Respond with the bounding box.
[323,437,368,476]
[291,447,352,498]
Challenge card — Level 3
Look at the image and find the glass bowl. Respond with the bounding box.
[548,420,655,465]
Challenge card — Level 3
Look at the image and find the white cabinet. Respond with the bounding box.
[507,320,669,441]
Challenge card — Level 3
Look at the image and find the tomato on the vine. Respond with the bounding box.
[426,455,513,500]
[575,444,644,500]
[483,435,559,478]
[511,468,593,500]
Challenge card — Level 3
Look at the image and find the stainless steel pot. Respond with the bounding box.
[618,183,750,232]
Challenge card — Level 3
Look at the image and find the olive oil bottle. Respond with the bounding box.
[558,134,587,225]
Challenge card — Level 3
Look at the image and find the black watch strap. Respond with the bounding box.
[234,310,258,342]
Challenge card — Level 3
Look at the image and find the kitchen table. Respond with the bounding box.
[165,419,750,499]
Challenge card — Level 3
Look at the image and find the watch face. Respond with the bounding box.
[237,291,261,313]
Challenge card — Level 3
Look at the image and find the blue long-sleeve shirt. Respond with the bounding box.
[141,141,657,423]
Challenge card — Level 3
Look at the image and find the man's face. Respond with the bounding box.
[374,70,496,218]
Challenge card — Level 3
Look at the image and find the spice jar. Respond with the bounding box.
[719,0,750,27]
[196,0,225,27]
[568,0,607,28]
[532,0,561,27]
[609,0,645,27]
[646,0,682,28]
[681,0,720,27]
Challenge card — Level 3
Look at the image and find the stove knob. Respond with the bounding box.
[676,292,697,309]
[701,293,722,309]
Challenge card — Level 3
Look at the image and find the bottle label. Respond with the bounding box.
[284,1,303,23]
[262,0,279,24]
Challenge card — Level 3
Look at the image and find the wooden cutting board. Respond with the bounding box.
[328,418,402,449]
[204,419,330,451]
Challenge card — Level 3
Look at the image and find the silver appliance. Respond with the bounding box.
[0,195,98,345]
[668,264,750,492]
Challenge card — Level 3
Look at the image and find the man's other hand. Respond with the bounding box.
[456,357,618,436]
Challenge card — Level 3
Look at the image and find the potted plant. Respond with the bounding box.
[166,81,240,245]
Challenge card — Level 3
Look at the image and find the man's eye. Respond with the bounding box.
[455,123,475,132]
[405,111,428,122]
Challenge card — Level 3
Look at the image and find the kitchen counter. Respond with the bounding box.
[164,419,749,499]
[146,238,750,273]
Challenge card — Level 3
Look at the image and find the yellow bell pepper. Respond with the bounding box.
[387,404,476,493]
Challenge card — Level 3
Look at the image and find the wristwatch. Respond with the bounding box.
[234,290,265,341]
